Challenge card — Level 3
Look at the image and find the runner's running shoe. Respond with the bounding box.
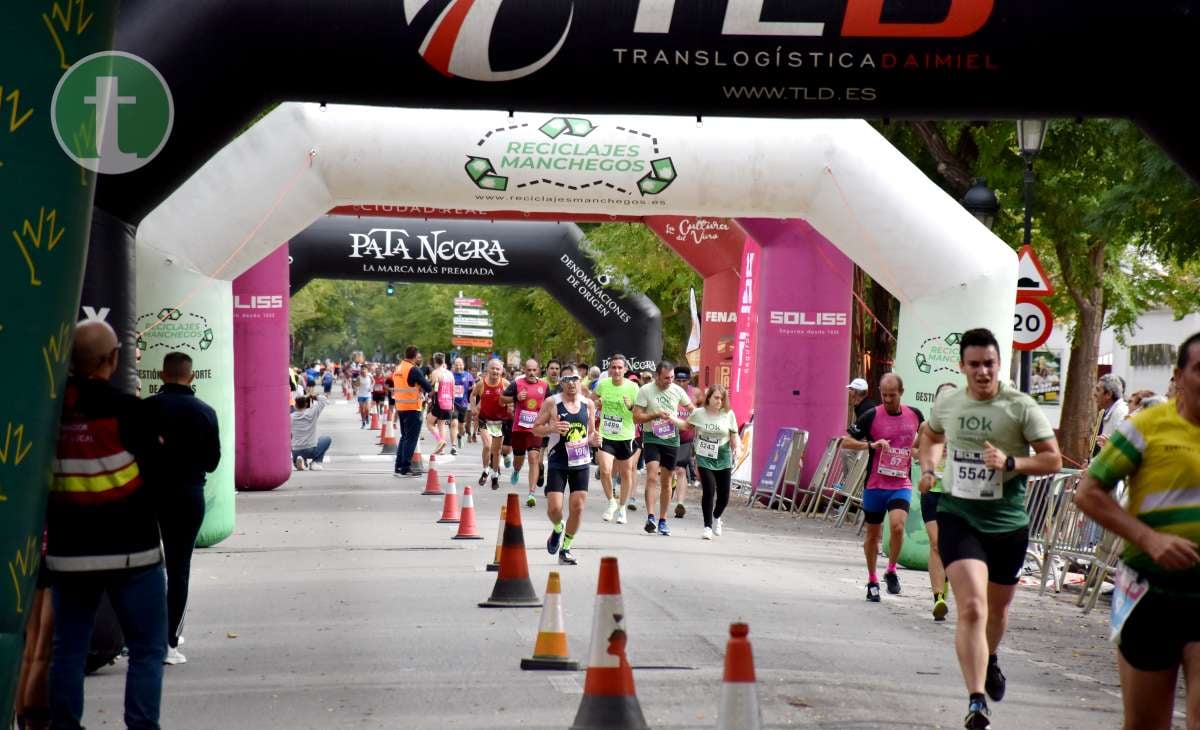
[491,475,500,491]
[547,529,562,555]
[702,527,713,540]
[985,656,1006,702]
[658,519,670,536]
[558,549,577,565]
[885,570,901,595]
[478,470,488,487]
[964,698,990,729]
[674,503,686,518]
[933,592,949,622]
[526,492,536,508]
[510,469,520,486]
[615,508,628,524]
[644,515,657,534]
[714,517,723,536]
[866,582,881,602]
[602,499,619,522]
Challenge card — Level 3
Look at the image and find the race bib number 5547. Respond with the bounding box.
[946,448,1002,500]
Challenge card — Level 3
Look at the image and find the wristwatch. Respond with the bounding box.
[1004,454,1016,472]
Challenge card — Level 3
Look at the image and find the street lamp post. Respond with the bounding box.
[1016,120,1049,394]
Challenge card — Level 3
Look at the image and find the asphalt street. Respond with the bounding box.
[79,394,1145,729]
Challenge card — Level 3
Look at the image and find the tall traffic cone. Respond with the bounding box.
[521,572,579,670]
[570,557,647,729]
[379,419,398,454]
[437,475,460,524]
[421,455,443,495]
[452,485,484,540]
[369,411,380,430]
[479,493,542,608]
[486,503,506,572]
[717,623,762,730]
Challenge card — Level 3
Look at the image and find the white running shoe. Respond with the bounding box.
[615,507,628,524]
[294,455,305,471]
[714,517,723,536]
[702,527,713,540]
[601,498,618,522]
[164,647,187,665]
[309,462,323,471]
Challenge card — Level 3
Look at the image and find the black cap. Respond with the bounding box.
[673,367,691,379]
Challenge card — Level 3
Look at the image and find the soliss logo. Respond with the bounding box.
[406,0,575,81]
[769,311,848,326]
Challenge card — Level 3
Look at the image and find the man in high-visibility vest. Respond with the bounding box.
[47,320,166,729]
[393,346,434,477]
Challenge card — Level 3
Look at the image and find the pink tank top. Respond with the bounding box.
[437,373,455,410]
[865,405,921,490]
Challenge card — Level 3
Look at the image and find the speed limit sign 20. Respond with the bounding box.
[1013,296,1053,351]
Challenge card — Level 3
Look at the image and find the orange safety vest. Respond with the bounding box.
[393,360,422,411]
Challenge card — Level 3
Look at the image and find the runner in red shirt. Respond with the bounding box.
[471,358,510,491]
[502,358,550,507]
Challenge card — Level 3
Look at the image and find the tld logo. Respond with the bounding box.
[235,295,284,309]
[769,311,848,326]
[405,0,994,82]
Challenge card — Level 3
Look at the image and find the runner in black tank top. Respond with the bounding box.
[530,364,596,566]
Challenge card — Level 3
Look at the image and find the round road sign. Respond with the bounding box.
[1013,296,1053,351]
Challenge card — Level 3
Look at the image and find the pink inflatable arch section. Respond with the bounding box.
[735,219,853,487]
[233,243,293,490]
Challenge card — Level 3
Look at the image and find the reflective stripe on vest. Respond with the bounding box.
[52,416,143,504]
[45,546,162,572]
[394,361,421,411]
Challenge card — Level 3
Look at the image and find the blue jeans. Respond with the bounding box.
[395,410,423,473]
[292,435,332,464]
[50,563,167,730]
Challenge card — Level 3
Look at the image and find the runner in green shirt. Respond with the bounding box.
[685,384,740,540]
[589,355,641,525]
[917,328,1061,730]
[633,361,693,536]
[920,381,960,622]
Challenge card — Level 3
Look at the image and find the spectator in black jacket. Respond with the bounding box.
[48,320,165,729]
[143,351,221,665]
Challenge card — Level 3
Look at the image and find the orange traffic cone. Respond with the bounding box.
[717,623,762,730]
[486,503,506,572]
[437,475,460,524]
[521,572,579,671]
[452,485,483,540]
[410,448,425,476]
[570,557,647,729]
[479,493,542,608]
[369,411,380,430]
[379,419,398,455]
[421,455,443,495]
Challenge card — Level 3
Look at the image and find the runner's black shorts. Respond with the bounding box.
[642,442,678,470]
[502,419,513,446]
[453,405,467,422]
[936,511,1028,586]
[601,438,636,461]
[371,393,385,403]
[675,440,694,469]
[1118,589,1200,672]
[546,468,589,494]
[428,405,452,421]
[920,491,941,523]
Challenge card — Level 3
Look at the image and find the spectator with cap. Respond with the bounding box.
[847,377,878,422]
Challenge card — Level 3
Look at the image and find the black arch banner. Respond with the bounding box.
[101,0,1200,223]
[289,217,663,371]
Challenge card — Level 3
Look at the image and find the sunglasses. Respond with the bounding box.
[560,375,581,383]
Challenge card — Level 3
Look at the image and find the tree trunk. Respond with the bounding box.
[869,277,898,388]
[851,265,867,384]
[1055,240,1107,466]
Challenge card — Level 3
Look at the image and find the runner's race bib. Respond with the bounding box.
[946,448,1002,500]
[454,385,465,398]
[486,421,503,438]
[696,435,720,460]
[876,447,912,479]
[1109,562,1150,643]
[566,436,591,468]
[518,409,538,429]
[651,418,676,440]
[602,414,623,436]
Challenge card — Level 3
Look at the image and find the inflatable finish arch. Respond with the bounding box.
[290,216,663,369]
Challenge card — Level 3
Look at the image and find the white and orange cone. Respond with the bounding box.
[369,411,380,430]
[717,623,762,730]
[436,475,460,523]
[520,572,579,671]
[379,419,398,454]
[452,485,483,540]
[570,557,648,730]
[421,454,443,495]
